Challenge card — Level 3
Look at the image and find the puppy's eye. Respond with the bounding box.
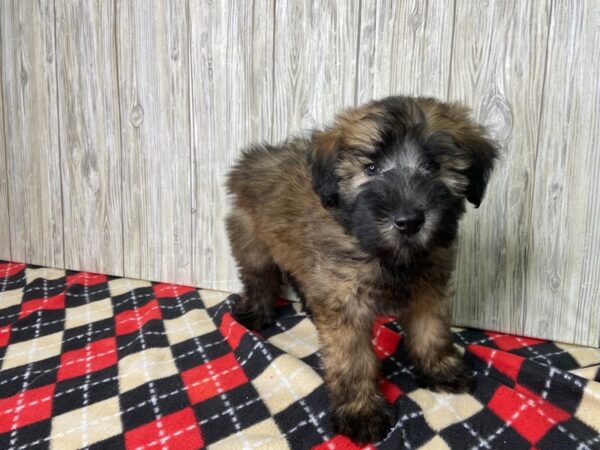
[423,161,440,172]
[364,163,380,176]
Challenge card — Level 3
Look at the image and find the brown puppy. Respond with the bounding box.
[225,96,497,443]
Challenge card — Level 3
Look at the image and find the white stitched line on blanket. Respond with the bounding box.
[197,364,311,426]
[374,411,423,447]
[137,410,330,450]
[7,342,584,448]
[371,324,417,380]
[8,279,47,450]
[452,335,593,448]
[447,394,491,448]
[133,424,198,450]
[473,388,589,449]
[455,331,575,369]
[8,358,309,447]
[80,283,94,448]
[0,296,226,362]
[0,288,205,324]
[2,285,223,447]
[515,336,554,367]
[466,342,600,403]
[2,282,595,447]
[247,330,332,444]
[416,390,491,449]
[372,323,394,358]
[455,332,501,349]
[483,349,496,377]
[14,325,586,449]
[582,433,600,449]
[558,370,585,389]
[0,301,233,388]
[15,408,124,450]
[396,413,411,450]
[248,411,328,449]
[126,285,167,449]
[3,376,114,414]
[6,306,594,449]
[0,272,26,290]
[530,348,584,363]
[0,286,221,322]
[541,367,556,399]
[171,285,250,447]
[0,289,150,322]
[471,399,531,450]
[20,284,107,298]
[456,333,597,398]
[18,292,592,446]
[559,370,600,403]
[272,320,318,353]
[386,364,417,381]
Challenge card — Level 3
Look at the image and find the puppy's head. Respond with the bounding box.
[310,96,497,265]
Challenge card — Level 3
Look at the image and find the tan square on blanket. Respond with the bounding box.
[408,389,483,431]
[50,397,122,449]
[252,355,322,415]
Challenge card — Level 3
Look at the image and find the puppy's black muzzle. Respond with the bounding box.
[392,209,425,235]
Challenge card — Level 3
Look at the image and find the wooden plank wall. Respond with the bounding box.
[0,0,598,346]
[55,0,123,275]
[1,0,64,268]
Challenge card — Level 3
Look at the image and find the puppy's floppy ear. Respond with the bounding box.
[458,130,497,207]
[417,98,498,207]
[310,129,341,208]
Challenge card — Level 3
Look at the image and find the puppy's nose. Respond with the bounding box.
[392,209,425,235]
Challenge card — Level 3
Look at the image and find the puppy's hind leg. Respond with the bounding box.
[226,214,281,330]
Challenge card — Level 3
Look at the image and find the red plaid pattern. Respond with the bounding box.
[1,261,599,449]
[57,337,118,381]
[124,408,203,450]
[0,384,55,433]
[182,353,249,404]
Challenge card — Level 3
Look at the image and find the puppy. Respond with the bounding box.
[225,96,497,443]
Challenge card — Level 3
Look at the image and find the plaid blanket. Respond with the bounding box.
[1,261,599,450]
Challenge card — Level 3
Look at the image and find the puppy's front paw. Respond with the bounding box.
[232,297,274,330]
[332,397,395,444]
[421,354,475,394]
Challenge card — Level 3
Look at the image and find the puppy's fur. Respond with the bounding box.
[226,96,497,443]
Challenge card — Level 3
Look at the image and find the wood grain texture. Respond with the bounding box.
[118,0,192,284]
[356,0,455,102]
[526,0,600,346]
[449,1,552,337]
[0,0,63,267]
[1,0,599,345]
[55,0,123,275]
[190,0,275,290]
[271,0,360,138]
[0,67,10,261]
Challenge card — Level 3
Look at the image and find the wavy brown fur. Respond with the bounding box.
[225,95,497,443]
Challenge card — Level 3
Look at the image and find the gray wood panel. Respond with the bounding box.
[55,0,123,275]
[190,0,276,290]
[357,0,455,102]
[118,0,192,284]
[0,68,10,261]
[1,0,598,345]
[0,0,64,267]
[448,1,551,336]
[526,0,600,346]
[272,0,360,137]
